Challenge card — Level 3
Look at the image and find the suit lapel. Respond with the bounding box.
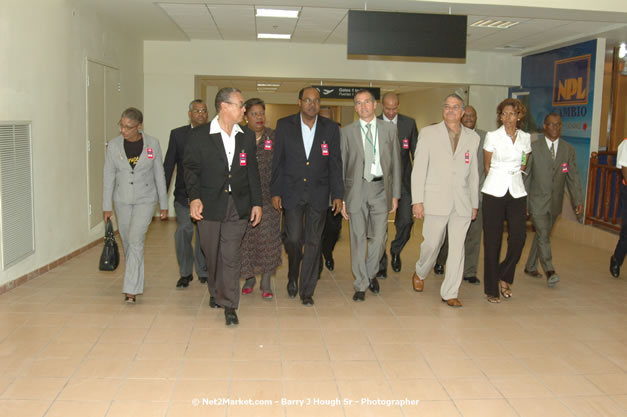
[353,121,365,161]
[292,115,308,161]
[438,122,453,156]
[209,132,229,169]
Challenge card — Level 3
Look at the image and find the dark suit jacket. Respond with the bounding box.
[378,113,418,192]
[525,137,584,217]
[183,123,262,221]
[270,113,344,211]
[164,124,193,206]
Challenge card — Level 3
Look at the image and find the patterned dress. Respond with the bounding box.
[240,127,282,277]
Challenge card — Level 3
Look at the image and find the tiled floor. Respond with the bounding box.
[0,219,625,417]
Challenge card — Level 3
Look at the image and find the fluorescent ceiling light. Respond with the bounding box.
[257,87,279,91]
[257,83,281,87]
[256,8,299,18]
[257,33,291,39]
[471,19,520,29]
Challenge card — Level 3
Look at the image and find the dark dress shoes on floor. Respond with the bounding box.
[463,276,481,285]
[209,296,221,309]
[352,291,365,302]
[391,253,401,272]
[325,258,335,271]
[287,280,298,298]
[369,278,380,294]
[224,308,239,326]
[199,277,208,284]
[610,256,620,278]
[546,271,560,288]
[176,275,192,288]
[376,268,387,279]
[433,264,444,275]
[301,296,314,306]
[524,268,543,278]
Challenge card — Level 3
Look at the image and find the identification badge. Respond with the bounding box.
[561,162,568,173]
[521,152,527,165]
[239,152,247,166]
[264,139,272,150]
[464,152,470,164]
[402,138,409,149]
[146,148,154,160]
[321,143,329,156]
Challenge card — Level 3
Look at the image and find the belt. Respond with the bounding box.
[371,176,383,182]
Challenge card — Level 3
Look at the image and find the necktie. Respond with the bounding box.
[550,142,555,160]
[364,123,374,182]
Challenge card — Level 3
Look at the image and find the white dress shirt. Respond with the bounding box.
[481,125,531,198]
[360,118,383,177]
[545,137,559,157]
[209,115,243,170]
[382,113,398,125]
[617,139,627,169]
[301,114,317,159]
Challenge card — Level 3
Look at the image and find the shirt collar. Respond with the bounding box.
[545,136,559,146]
[360,118,376,129]
[382,114,397,124]
[209,115,243,135]
[300,114,318,130]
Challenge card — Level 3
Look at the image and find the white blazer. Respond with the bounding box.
[481,125,531,198]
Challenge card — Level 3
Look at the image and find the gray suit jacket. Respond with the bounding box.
[525,137,584,217]
[340,119,401,212]
[102,133,168,211]
[411,121,480,216]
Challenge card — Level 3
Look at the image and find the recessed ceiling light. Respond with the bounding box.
[257,33,291,40]
[471,19,520,29]
[256,8,299,18]
[257,83,281,87]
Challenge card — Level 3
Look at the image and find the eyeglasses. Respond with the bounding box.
[301,98,320,105]
[226,101,245,109]
[443,104,462,111]
[118,122,139,131]
[247,111,265,117]
[502,111,519,117]
[190,109,207,114]
[546,122,562,127]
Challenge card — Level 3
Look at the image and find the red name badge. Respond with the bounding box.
[239,152,247,166]
[321,143,329,156]
[402,138,409,149]
[561,162,568,173]
[146,148,154,159]
[464,152,470,164]
[264,139,272,150]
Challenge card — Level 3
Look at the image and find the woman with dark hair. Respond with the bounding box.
[239,98,282,299]
[103,107,168,303]
[481,98,531,303]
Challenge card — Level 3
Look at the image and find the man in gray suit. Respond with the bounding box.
[411,94,479,307]
[340,89,401,302]
[524,112,584,287]
[434,105,486,284]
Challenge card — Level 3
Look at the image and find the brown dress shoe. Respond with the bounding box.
[412,272,424,292]
[442,298,462,307]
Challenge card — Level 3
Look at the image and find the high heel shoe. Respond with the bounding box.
[499,281,512,299]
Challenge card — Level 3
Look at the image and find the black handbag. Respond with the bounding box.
[99,218,120,271]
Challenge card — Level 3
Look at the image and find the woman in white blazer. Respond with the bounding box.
[481,98,531,303]
[103,108,168,303]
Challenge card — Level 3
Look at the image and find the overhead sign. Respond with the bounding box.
[552,54,591,107]
[312,86,381,100]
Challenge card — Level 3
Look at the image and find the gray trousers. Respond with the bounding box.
[348,180,388,292]
[174,201,208,278]
[525,212,557,273]
[415,211,471,300]
[436,204,483,278]
[114,201,155,295]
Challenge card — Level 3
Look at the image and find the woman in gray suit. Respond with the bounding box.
[103,107,168,303]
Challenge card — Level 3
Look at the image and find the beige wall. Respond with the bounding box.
[0,0,144,286]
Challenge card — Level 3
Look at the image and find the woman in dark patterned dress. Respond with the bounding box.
[240,98,282,299]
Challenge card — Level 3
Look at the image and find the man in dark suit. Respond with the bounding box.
[376,93,418,277]
[341,89,401,302]
[184,88,262,326]
[524,112,584,287]
[164,99,209,289]
[271,87,343,306]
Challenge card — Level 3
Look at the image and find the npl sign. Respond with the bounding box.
[552,54,591,106]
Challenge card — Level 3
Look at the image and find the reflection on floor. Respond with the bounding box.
[0,219,625,417]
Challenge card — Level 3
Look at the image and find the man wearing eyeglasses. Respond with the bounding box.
[184,88,262,326]
[524,112,583,287]
[271,87,344,306]
[164,99,210,290]
[410,94,479,307]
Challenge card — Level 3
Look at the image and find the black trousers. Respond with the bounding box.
[283,204,326,298]
[321,207,342,261]
[482,192,527,298]
[379,187,414,270]
[614,183,627,264]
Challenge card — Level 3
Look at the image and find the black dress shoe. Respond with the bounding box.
[287,280,298,298]
[352,291,365,302]
[369,278,380,294]
[463,276,481,285]
[610,256,620,278]
[433,264,444,275]
[391,253,401,272]
[325,258,334,271]
[199,277,208,284]
[176,275,192,289]
[209,296,221,309]
[301,296,314,306]
[376,269,387,279]
[224,308,239,326]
